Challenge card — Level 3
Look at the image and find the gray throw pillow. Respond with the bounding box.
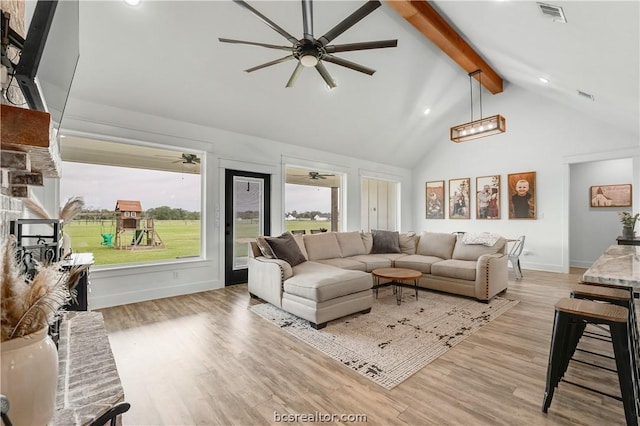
[371,229,401,254]
[265,232,307,267]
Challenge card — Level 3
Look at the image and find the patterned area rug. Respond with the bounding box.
[249,287,518,389]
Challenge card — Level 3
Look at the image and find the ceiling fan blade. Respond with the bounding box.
[233,0,299,45]
[218,38,292,51]
[318,0,381,46]
[245,55,295,73]
[302,0,313,41]
[315,62,336,89]
[286,62,304,88]
[322,55,375,75]
[325,39,397,53]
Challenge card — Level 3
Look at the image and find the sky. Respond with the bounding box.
[60,162,201,212]
[60,163,332,214]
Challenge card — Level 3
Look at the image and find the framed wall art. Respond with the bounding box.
[508,171,536,219]
[426,180,445,219]
[476,175,500,219]
[590,184,632,207]
[449,178,470,219]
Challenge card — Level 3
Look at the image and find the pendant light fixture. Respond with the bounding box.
[450,69,506,143]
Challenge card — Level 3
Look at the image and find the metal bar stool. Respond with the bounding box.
[542,298,637,426]
[571,283,640,407]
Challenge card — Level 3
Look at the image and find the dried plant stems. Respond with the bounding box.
[59,197,84,224]
[1,238,71,342]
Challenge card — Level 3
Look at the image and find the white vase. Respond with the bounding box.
[1,327,58,425]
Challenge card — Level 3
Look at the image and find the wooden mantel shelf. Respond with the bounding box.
[1,104,61,179]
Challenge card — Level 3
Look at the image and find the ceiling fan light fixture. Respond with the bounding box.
[300,54,319,67]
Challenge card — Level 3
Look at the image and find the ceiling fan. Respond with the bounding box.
[219,0,398,89]
[176,153,200,165]
[306,171,335,180]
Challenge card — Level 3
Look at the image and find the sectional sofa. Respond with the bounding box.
[248,230,508,329]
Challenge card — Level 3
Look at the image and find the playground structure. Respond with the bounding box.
[104,200,165,250]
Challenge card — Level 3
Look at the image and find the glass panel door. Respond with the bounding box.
[225,169,270,285]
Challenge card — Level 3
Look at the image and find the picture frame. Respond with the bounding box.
[476,175,500,219]
[425,180,445,219]
[590,184,632,207]
[449,178,470,219]
[508,171,536,219]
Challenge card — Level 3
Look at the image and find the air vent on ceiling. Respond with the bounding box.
[577,90,595,101]
[537,2,567,23]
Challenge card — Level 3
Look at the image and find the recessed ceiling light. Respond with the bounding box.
[423,108,431,115]
[539,77,549,84]
[124,0,141,7]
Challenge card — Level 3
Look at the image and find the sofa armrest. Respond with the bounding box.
[247,257,292,308]
[474,253,508,301]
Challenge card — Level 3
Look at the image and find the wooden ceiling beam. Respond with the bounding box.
[386,0,504,94]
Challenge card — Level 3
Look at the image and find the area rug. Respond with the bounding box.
[249,287,518,389]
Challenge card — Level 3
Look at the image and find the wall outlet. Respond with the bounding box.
[172,271,179,279]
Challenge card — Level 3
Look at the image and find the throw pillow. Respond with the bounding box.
[398,232,417,255]
[256,236,275,258]
[371,229,401,254]
[265,232,307,267]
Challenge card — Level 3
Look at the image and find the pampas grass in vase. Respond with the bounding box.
[1,237,71,342]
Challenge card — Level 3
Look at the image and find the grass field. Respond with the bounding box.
[65,220,201,266]
[65,219,331,266]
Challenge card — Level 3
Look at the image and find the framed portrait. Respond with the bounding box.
[508,171,536,219]
[449,178,470,219]
[590,184,632,207]
[426,180,445,219]
[476,175,500,219]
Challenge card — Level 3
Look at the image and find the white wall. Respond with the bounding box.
[569,158,635,267]
[412,85,640,273]
[61,98,413,309]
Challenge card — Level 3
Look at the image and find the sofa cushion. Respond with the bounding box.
[316,258,367,271]
[303,232,341,261]
[371,229,401,254]
[394,254,443,274]
[285,262,372,302]
[452,237,506,261]
[256,236,275,258]
[346,254,393,272]
[417,232,456,259]
[292,234,309,260]
[265,232,307,267]
[335,231,367,257]
[431,259,477,281]
[361,232,373,253]
[399,232,417,255]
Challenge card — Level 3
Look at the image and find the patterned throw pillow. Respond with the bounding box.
[265,232,307,267]
[371,229,401,254]
[256,236,275,258]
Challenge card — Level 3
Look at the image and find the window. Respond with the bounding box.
[59,136,202,267]
[284,166,342,233]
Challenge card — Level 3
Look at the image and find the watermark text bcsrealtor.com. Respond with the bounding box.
[274,411,367,423]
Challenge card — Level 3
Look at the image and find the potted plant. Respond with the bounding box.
[0,237,86,425]
[619,211,640,239]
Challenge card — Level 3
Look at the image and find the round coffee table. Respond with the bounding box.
[372,267,422,305]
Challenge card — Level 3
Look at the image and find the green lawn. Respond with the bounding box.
[65,220,200,266]
[65,219,331,266]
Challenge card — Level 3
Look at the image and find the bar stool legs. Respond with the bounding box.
[542,298,638,426]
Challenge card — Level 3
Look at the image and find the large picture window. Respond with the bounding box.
[59,137,202,266]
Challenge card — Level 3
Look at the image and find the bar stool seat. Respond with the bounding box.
[571,283,640,409]
[543,298,638,426]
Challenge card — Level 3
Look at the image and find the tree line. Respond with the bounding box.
[74,207,200,222]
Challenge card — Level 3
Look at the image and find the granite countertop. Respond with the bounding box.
[49,311,124,425]
[583,245,640,288]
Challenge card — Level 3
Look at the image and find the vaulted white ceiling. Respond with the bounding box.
[64,1,639,169]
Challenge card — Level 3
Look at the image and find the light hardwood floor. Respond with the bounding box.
[99,268,635,425]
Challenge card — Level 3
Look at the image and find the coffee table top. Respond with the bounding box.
[372,267,422,281]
